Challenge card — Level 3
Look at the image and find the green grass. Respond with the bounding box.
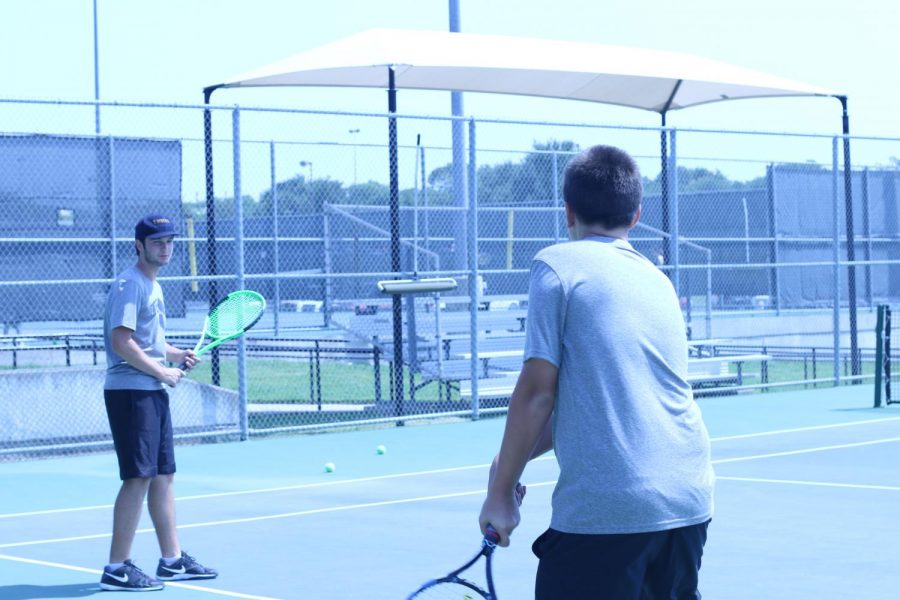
[185,356,879,403]
[187,357,458,404]
[0,351,883,403]
[728,357,879,393]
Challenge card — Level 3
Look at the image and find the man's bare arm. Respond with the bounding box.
[111,327,183,387]
[479,358,557,545]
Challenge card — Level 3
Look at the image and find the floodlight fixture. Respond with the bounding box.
[377,277,458,295]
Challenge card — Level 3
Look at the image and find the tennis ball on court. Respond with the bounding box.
[376,444,387,455]
[324,462,336,473]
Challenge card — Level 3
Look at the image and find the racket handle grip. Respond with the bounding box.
[484,524,501,544]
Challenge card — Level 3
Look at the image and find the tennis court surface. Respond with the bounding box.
[1,384,898,599]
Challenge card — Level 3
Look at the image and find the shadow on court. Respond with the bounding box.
[0,583,101,599]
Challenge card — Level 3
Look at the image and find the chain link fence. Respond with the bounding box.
[2,98,899,459]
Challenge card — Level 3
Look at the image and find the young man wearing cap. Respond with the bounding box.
[100,214,217,592]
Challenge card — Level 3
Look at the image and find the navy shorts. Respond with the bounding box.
[533,520,710,600]
[104,389,176,480]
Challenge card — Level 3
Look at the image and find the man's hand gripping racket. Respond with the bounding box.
[407,525,502,599]
[180,290,266,371]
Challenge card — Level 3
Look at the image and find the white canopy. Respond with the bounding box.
[203,30,858,392]
[211,28,836,113]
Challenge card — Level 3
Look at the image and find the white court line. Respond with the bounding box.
[710,416,900,442]
[0,462,501,519]
[711,436,900,464]
[0,482,555,550]
[6,434,900,550]
[5,473,895,589]
[5,416,898,520]
[0,553,282,600]
[717,476,900,492]
[4,432,900,550]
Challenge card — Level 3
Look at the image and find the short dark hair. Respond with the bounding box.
[563,145,643,229]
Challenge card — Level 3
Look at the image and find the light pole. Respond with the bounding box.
[299,160,313,181]
[348,129,360,185]
[93,0,100,134]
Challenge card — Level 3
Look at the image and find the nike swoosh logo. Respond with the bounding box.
[160,565,186,574]
[106,572,129,583]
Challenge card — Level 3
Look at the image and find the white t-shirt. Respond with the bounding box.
[525,235,715,534]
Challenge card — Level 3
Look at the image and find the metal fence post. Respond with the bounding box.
[705,250,712,339]
[766,164,782,314]
[862,168,872,307]
[233,107,249,439]
[552,149,560,243]
[315,339,322,411]
[467,118,480,418]
[373,340,382,405]
[323,206,333,327]
[270,141,280,336]
[108,136,117,274]
[421,144,430,253]
[832,136,841,385]
[670,129,681,312]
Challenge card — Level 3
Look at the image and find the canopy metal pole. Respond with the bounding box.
[203,86,222,385]
[387,66,405,421]
[658,82,681,273]
[837,95,860,378]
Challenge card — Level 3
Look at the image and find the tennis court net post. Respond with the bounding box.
[885,305,893,405]
[875,304,894,407]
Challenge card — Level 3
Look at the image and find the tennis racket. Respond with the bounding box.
[180,290,266,369]
[407,526,501,599]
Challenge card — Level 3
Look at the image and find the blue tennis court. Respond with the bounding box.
[1,384,898,599]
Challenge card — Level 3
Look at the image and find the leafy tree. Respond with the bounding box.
[424,141,578,206]
[308,179,345,211]
[191,141,770,223]
[346,181,389,205]
[258,176,345,214]
[182,195,258,220]
[333,180,437,208]
[643,166,766,195]
[258,175,310,214]
[427,164,454,195]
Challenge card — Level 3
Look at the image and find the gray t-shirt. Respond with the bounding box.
[525,236,714,534]
[104,265,167,390]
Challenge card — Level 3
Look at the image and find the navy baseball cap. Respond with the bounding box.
[135,214,179,240]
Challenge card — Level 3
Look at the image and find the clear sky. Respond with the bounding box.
[2,0,898,196]
[2,0,897,135]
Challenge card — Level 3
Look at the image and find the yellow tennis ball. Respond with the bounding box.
[376,445,387,455]
[324,462,336,473]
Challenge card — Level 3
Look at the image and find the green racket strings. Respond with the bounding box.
[208,291,265,338]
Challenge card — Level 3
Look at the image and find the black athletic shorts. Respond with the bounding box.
[104,388,176,480]
[533,520,710,600]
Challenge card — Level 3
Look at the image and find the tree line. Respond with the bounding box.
[184,140,766,219]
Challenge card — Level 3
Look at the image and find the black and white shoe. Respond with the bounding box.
[100,560,164,592]
[156,551,218,581]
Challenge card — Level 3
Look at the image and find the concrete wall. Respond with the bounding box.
[0,367,239,444]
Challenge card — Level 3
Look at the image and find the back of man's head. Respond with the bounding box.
[563,145,643,229]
